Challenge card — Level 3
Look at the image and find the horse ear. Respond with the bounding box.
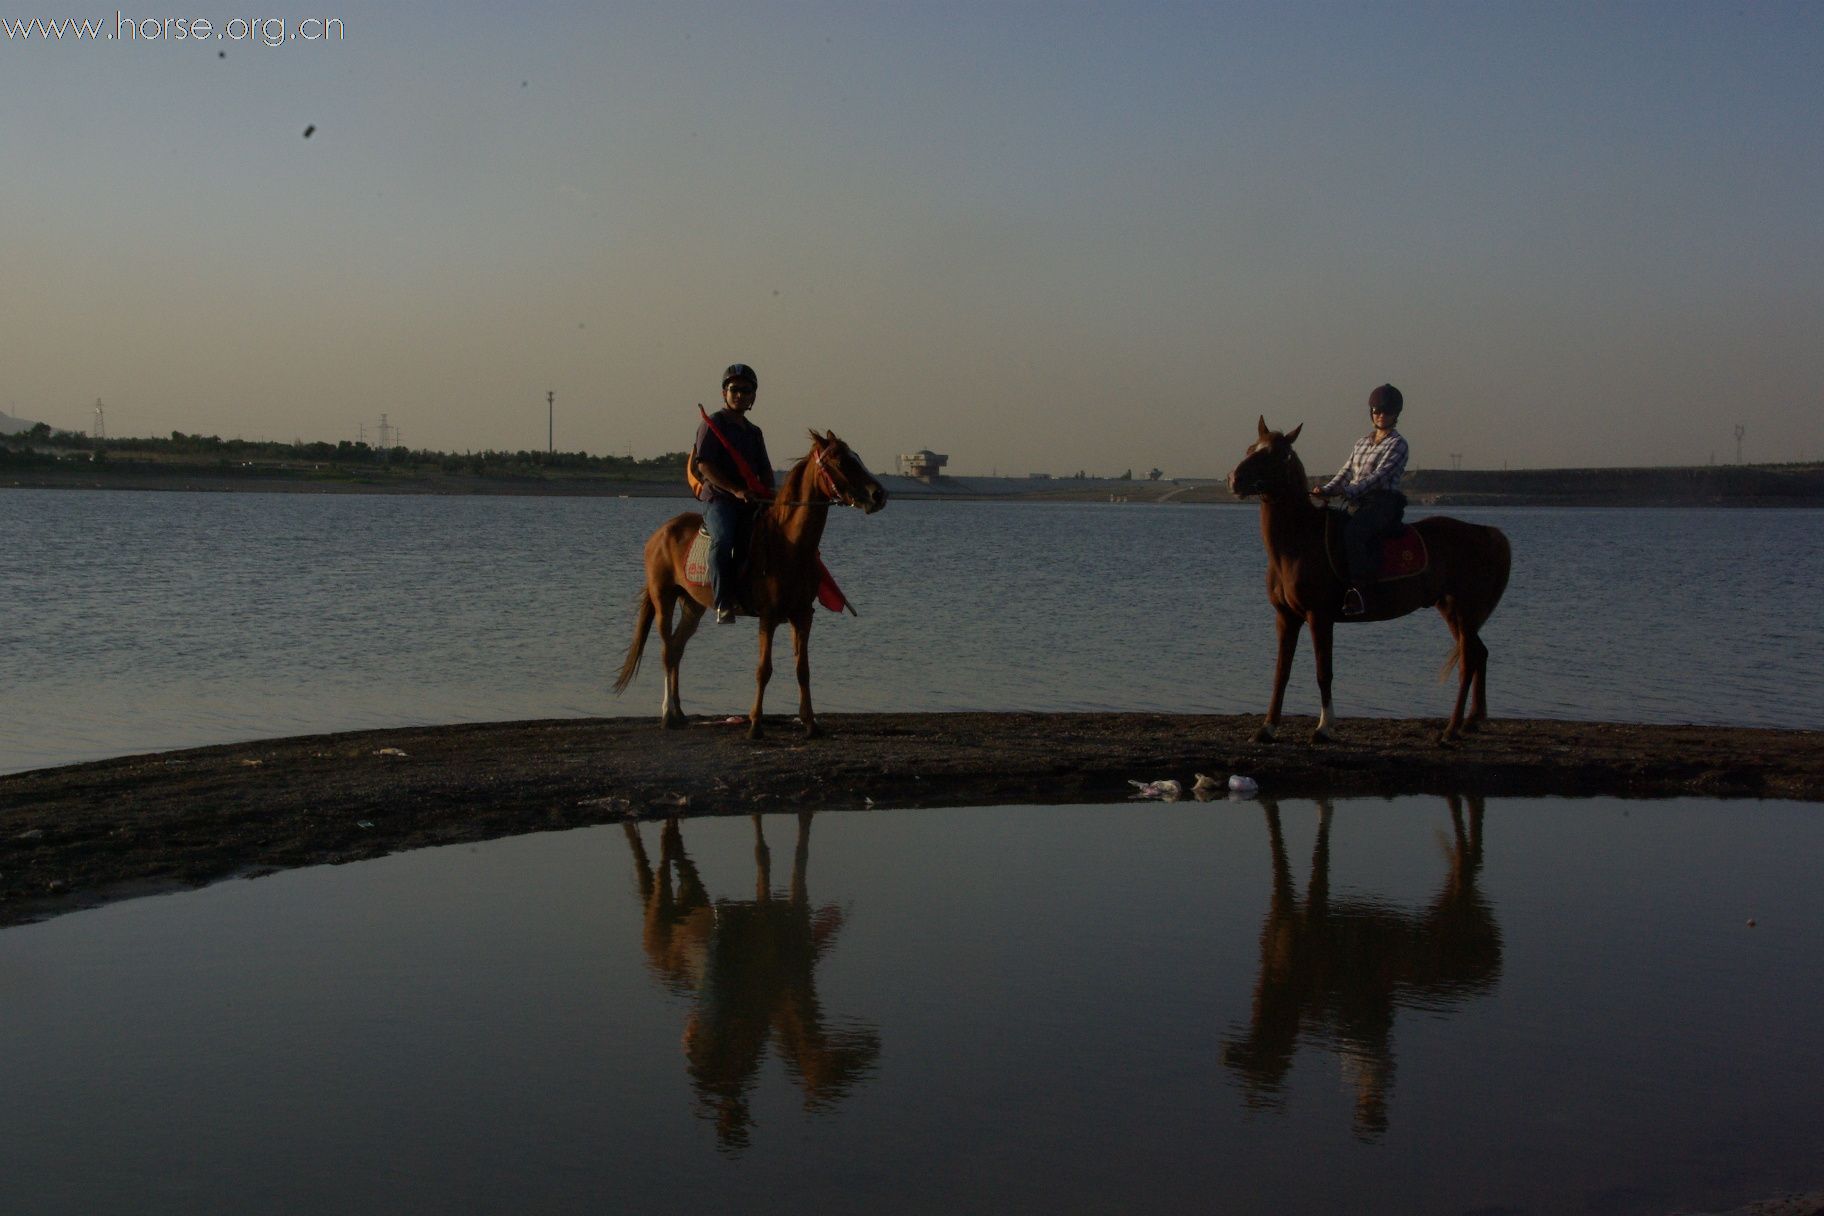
[1285,423,1302,444]
[824,429,837,443]
[1257,415,1271,441]
[808,428,824,446]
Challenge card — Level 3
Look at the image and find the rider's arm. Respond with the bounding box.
[1317,446,1357,496]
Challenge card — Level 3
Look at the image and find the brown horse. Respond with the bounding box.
[1227,417,1511,743]
[613,430,886,739]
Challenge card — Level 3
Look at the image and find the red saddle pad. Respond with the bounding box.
[1378,527,1429,581]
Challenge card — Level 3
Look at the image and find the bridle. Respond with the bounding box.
[772,445,869,508]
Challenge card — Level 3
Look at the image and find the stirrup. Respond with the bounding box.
[1341,588,1367,616]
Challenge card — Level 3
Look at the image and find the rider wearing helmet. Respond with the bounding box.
[1312,383,1409,616]
[691,363,776,624]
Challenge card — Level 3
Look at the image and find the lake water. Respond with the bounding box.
[4,489,1821,773]
[3,797,1819,1215]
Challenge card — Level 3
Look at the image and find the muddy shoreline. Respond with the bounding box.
[4,712,1820,926]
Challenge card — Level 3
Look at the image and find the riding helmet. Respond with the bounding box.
[1368,383,1403,416]
[722,363,758,390]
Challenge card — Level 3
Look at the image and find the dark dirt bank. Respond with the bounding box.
[4,712,1820,926]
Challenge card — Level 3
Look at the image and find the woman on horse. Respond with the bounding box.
[1311,383,1409,616]
[690,363,775,624]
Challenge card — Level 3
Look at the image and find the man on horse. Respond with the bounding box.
[1311,383,1409,616]
[690,362,776,624]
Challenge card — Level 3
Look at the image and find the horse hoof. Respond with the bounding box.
[1309,728,1334,745]
[801,722,823,740]
[747,722,765,741]
[1251,726,1276,744]
[1437,728,1460,745]
[661,715,685,730]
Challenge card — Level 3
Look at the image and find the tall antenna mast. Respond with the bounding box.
[1734,424,1745,464]
[548,390,555,455]
[92,397,106,440]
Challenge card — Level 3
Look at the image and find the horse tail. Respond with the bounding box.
[612,588,655,695]
[1439,526,1512,681]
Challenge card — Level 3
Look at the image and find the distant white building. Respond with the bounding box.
[899,449,949,481]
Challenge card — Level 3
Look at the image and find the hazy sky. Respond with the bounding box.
[4,1,1820,473]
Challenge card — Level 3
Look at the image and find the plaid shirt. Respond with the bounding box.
[1320,429,1408,502]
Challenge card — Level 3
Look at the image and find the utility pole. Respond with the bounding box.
[548,391,555,455]
[1734,424,1745,464]
[1449,452,1463,471]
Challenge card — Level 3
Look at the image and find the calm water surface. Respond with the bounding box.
[3,797,1819,1215]
[4,489,1820,772]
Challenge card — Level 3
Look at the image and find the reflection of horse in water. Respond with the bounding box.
[623,812,880,1151]
[1223,794,1501,1139]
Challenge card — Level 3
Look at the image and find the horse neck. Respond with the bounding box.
[765,456,832,551]
[1257,458,1322,552]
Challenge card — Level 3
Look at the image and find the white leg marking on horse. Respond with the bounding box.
[1315,699,1334,738]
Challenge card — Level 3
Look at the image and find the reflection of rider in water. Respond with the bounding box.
[1311,384,1408,617]
[624,814,880,1153]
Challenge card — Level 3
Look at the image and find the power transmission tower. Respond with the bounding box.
[92,398,106,439]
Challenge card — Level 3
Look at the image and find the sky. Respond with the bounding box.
[3,1,1820,474]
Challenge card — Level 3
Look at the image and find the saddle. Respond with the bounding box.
[1324,512,1429,583]
[684,523,757,591]
[685,525,852,615]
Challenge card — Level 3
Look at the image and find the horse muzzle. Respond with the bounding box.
[861,485,888,514]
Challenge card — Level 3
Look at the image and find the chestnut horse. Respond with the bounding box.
[612,430,886,739]
[1227,417,1511,743]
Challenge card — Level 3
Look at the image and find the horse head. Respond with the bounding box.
[1227,416,1307,499]
[808,430,888,514]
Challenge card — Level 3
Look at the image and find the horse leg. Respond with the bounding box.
[747,619,777,739]
[1309,613,1337,743]
[1439,612,1474,743]
[657,590,700,728]
[1462,628,1490,732]
[790,609,820,738]
[1254,609,1303,743]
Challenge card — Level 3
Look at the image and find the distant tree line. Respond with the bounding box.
[0,423,687,475]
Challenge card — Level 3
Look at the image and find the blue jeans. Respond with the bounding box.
[702,496,747,610]
[1343,489,1405,584]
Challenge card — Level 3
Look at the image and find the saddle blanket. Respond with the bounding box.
[684,528,711,587]
[1377,526,1429,581]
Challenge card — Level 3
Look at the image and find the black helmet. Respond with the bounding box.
[722,363,758,390]
[1368,383,1403,416]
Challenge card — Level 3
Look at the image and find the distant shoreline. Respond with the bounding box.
[6,460,1824,508]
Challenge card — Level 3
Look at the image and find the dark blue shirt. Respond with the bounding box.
[693,409,775,502]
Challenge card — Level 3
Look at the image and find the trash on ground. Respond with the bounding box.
[356,820,375,829]
[650,792,690,808]
[1128,779,1183,800]
[1227,774,1259,794]
[375,747,409,758]
[577,795,634,814]
[1192,773,1223,794]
